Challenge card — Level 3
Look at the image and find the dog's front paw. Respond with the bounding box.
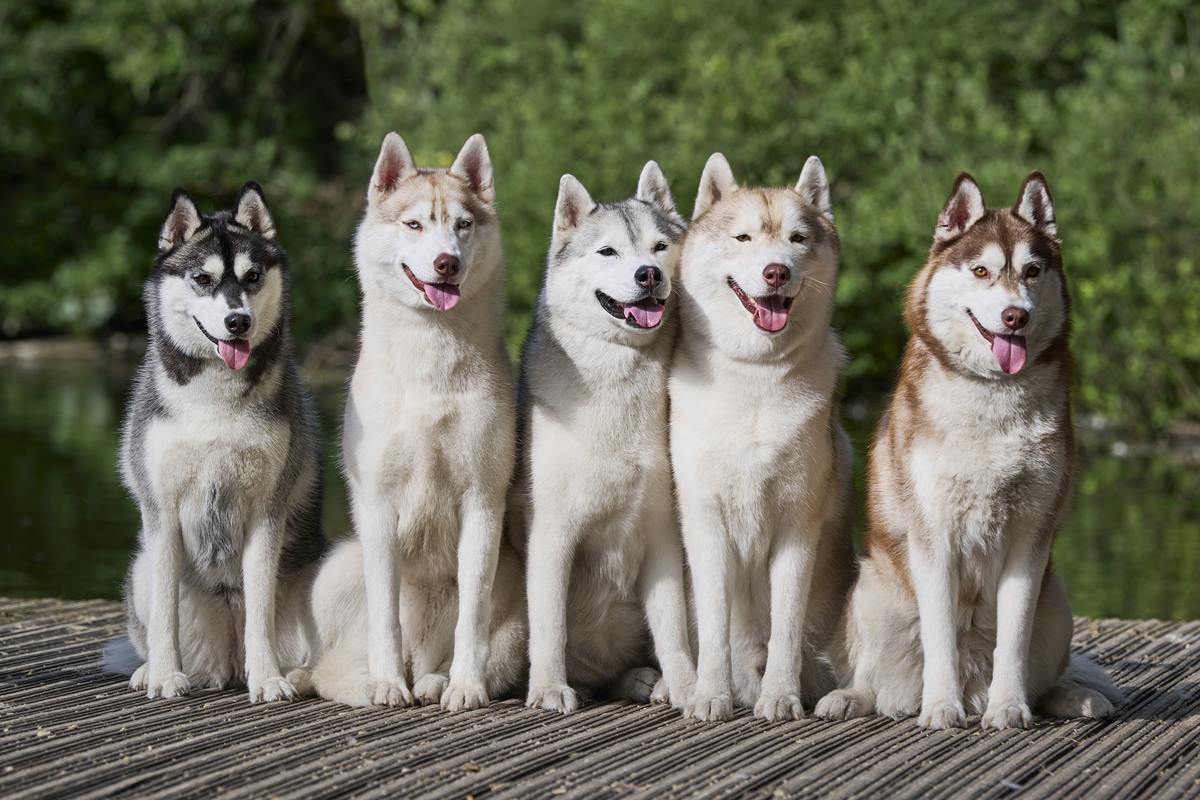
[412,673,449,706]
[442,679,489,712]
[651,671,696,710]
[368,679,413,707]
[754,689,805,722]
[129,663,149,692]
[527,683,579,714]
[815,689,872,721]
[145,670,191,699]
[981,699,1032,730]
[685,689,733,722]
[248,674,297,704]
[918,698,967,729]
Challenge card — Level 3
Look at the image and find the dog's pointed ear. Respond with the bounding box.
[450,133,495,205]
[1013,171,1057,239]
[234,182,276,240]
[693,153,737,220]
[935,173,986,242]
[369,132,416,203]
[637,160,680,221]
[158,189,202,252]
[553,174,595,235]
[795,156,833,223]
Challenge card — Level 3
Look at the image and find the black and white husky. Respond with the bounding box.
[103,184,325,702]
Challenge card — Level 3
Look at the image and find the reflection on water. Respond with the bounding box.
[1,357,1196,620]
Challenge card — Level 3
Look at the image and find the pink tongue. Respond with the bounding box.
[217,339,251,370]
[992,334,1027,374]
[754,295,789,333]
[424,283,461,311]
[626,299,665,328]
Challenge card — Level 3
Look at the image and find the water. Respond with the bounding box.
[1,354,1196,620]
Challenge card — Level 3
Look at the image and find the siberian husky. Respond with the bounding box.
[513,164,695,714]
[669,154,855,721]
[814,172,1122,729]
[309,133,526,709]
[103,184,326,702]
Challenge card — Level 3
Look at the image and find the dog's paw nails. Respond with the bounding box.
[918,699,967,730]
[815,690,871,721]
[368,679,413,707]
[754,691,805,722]
[412,673,450,706]
[526,683,579,714]
[685,691,733,722]
[981,700,1032,730]
[249,675,297,704]
[146,671,190,700]
[129,663,149,692]
[441,680,489,712]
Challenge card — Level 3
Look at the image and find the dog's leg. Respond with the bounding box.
[526,512,578,714]
[755,529,815,721]
[681,505,734,722]
[144,509,190,699]
[407,583,451,706]
[639,506,696,711]
[911,537,966,729]
[358,496,412,706]
[980,529,1052,730]
[242,517,295,703]
[443,490,503,711]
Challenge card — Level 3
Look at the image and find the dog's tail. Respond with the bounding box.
[100,636,141,677]
[1041,654,1123,718]
[310,632,372,706]
[308,538,372,706]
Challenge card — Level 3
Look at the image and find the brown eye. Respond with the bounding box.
[653,241,668,253]
[405,220,422,231]
[790,232,806,244]
[598,246,617,257]
[245,269,261,284]
[1025,265,1041,279]
[735,234,751,242]
[193,273,213,287]
[971,265,990,279]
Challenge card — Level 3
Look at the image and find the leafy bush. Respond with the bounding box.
[2,0,1196,431]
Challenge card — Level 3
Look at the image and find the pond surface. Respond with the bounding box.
[1,355,1196,620]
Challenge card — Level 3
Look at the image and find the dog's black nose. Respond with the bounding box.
[1002,306,1029,330]
[763,263,791,288]
[635,265,662,288]
[224,313,252,336]
[434,253,460,278]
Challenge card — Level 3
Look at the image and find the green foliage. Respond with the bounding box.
[2,0,1197,431]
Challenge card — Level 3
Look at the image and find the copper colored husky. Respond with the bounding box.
[815,172,1121,729]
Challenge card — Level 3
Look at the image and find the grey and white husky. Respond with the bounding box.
[815,172,1122,729]
[670,154,856,721]
[513,164,696,714]
[103,184,326,702]
[308,133,527,709]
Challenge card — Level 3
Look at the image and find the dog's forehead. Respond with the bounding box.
[938,211,1053,269]
[580,200,683,248]
[378,171,490,222]
[700,188,813,236]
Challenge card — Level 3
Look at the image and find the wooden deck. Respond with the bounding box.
[0,598,1196,799]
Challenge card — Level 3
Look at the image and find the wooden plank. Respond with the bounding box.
[0,599,1196,799]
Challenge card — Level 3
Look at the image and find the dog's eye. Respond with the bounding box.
[457,219,473,230]
[598,247,617,257]
[1025,265,1042,279]
[404,220,422,231]
[971,265,990,279]
[652,241,668,253]
[193,273,213,287]
[244,269,261,284]
[790,232,806,244]
[735,234,751,242]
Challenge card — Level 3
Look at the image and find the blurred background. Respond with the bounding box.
[1,0,1196,618]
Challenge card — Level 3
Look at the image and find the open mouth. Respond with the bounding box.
[595,290,666,329]
[403,264,460,311]
[727,277,793,333]
[967,310,1027,375]
[193,317,251,371]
